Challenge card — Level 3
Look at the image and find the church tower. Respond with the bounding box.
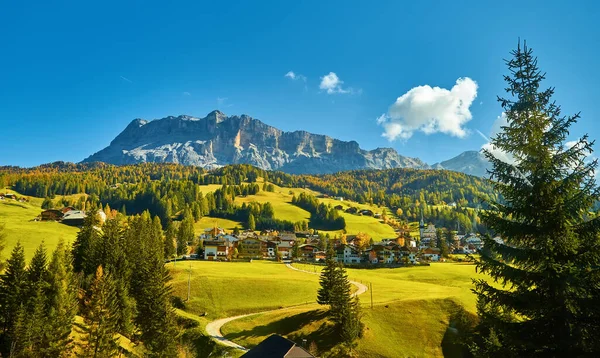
[419,211,425,242]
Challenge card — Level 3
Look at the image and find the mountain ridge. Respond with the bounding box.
[83,111,430,174]
[83,110,490,176]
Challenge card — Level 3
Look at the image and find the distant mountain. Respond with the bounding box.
[433,150,491,178]
[82,111,429,174]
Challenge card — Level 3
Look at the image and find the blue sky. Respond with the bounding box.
[1,0,598,167]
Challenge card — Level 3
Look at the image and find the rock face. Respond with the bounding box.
[433,150,492,178]
[83,111,429,174]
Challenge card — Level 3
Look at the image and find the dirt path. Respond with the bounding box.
[205,262,368,351]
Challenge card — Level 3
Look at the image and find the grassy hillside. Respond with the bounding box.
[222,298,466,357]
[220,263,487,357]
[194,216,242,232]
[295,262,486,312]
[169,261,320,319]
[0,197,78,261]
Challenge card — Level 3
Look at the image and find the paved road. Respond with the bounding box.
[285,263,369,297]
[205,262,368,351]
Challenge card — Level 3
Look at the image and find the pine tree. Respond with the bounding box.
[26,242,49,304]
[132,214,178,357]
[317,245,337,305]
[42,241,78,357]
[78,266,120,358]
[329,264,352,328]
[11,289,46,358]
[164,220,176,259]
[72,209,101,275]
[248,213,256,231]
[437,229,450,257]
[0,223,4,272]
[0,242,27,339]
[472,42,600,356]
[340,296,364,349]
[177,209,194,255]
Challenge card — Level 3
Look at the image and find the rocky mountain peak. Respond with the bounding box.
[83,110,431,174]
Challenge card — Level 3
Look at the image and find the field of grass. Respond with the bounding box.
[217,262,486,357]
[222,298,466,357]
[0,199,79,262]
[232,182,397,240]
[169,260,320,319]
[294,262,486,312]
[234,190,310,223]
[194,216,242,233]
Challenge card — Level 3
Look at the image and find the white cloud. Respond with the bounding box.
[480,112,517,165]
[319,72,359,94]
[565,140,578,149]
[183,91,191,96]
[285,71,306,82]
[378,77,478,140]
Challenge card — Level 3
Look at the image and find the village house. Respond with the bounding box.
[367,243,395,264]
[276,240,294,259]
[201,227,225,240]
[241,334,315,358]
[266,240,278,258]
[237,237,267,258]
[203,235,238,261]
[345,207,358,214]
[422,247,441,261]
[297,244,318,260]
[41,209,64,221]
[398,246,418,264]
[314,250,326,262]
[62,210,87,226]
[336,244,361,264]
[464,235,483,251]
[360,209,374,216]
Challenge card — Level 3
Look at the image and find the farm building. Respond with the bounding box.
[40,209,64,221]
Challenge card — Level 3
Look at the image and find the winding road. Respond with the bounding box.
[205,263,369,351]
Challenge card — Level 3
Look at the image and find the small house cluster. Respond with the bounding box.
[0,193,29,203]
[39,207,106,226]
[199,229,300,261]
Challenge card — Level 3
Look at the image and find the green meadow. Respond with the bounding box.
[219,262,488,357]
[169,260,320,319]
[0,197,79,261]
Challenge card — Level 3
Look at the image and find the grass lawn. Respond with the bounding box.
[222,298,468,357]
[294,262,487,312]
[169,260,320,319]
[234,191,310,223]
[233,183,396,240]
[196,184,225,195]
[194,216,242,233]
[0,199,79,261]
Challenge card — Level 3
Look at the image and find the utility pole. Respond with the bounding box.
[370,282,373,309]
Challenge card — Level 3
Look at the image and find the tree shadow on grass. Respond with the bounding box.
[224,309,339,352]
[441,300,478,358]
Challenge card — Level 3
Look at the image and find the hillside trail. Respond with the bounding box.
[204,262,368,351]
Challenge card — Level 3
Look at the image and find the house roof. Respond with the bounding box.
[62,210,86,220]
[241,335,314,358]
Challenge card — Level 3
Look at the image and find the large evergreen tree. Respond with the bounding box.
[132,214,178,357]
[78,265,120,358]
[72,209,101,274]
[472,42,600,356]
[177,209,194,255]
[43,241,78,357]
[0,242,27,352]
[317,245,337,305]
[164,219,177,259]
